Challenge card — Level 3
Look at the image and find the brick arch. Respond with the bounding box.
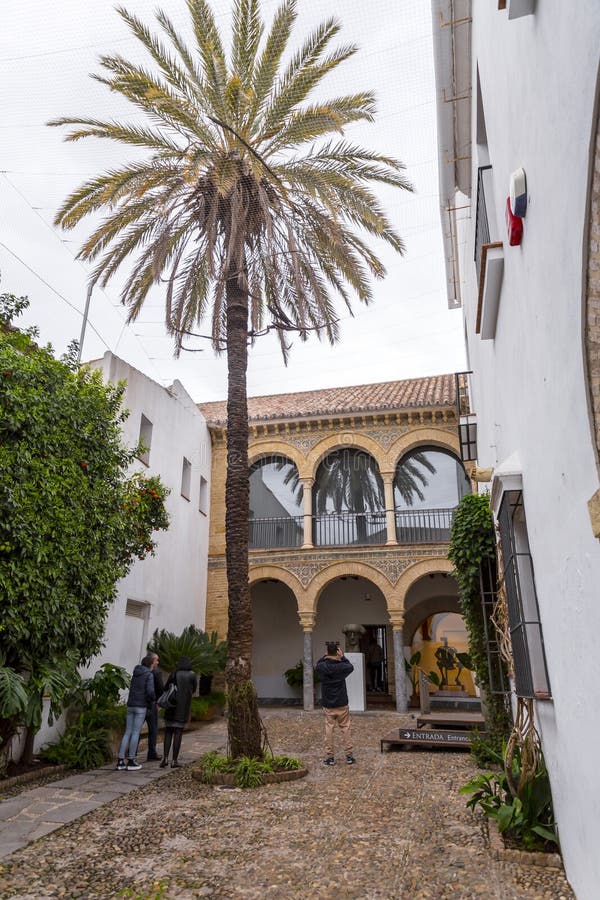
[248,441,306,473]
[584,71,600,471]
[395,557,455,600]
[249,564,305,605]
[304,560,402,616]
[384,427,461,471]
[302,433,386,481]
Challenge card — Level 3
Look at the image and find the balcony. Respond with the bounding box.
[474,165,504,340]
[248,508,458,549]
[249,516,303,550]
[395,507,457,543]
[314,511,387,547]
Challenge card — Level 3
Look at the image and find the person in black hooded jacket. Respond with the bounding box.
[160,656,197,768]
[315,642,356,766]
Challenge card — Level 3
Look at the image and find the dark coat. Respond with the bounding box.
[149,669,164,711]
[315,656,354,708]
[164,667,197,726]
[127,664,155,708]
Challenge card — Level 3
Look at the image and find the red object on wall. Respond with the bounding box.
[505,196,523,246]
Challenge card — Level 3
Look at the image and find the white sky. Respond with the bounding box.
[0,0,466,402]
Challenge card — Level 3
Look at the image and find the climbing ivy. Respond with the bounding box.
[448,493,512,759]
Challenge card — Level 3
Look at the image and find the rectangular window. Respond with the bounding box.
[199,475,208,514]
[498,490,551,699]
[125,599,150,662]
[138,414,153,466]
[181,457,191,500]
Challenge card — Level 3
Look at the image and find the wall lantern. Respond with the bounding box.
[459,414,478,462]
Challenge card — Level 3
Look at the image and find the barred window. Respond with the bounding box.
[498,490,551,699]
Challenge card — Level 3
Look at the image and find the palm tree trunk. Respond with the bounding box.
[224,271,263,759]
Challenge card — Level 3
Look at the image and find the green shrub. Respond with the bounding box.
[460,748,557,851]
[41,718,110,770]
[194,750,303,788]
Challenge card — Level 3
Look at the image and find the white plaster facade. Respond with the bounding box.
[432,2,600,896]
[88,352,211,675]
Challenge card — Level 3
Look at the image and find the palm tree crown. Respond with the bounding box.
[51,0,412,351]
[51,0,412,758]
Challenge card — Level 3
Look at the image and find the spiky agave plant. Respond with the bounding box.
[50,0,412,757]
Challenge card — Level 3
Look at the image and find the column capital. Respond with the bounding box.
[388,610,405,630]
[380,469,395,481]
[299,476,315,487]
[298,612,315,631]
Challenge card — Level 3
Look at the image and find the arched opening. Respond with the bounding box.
[249,456,303,549]
[313,448,385,546]
[251,579,303,703]
[313,575,393,707]
[394,447,471,542]
[402,572,477,707]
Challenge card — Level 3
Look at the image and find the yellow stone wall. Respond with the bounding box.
[205,408,462,638]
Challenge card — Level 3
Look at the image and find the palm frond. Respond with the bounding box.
[248,0,296,126]
[232,0,263,89]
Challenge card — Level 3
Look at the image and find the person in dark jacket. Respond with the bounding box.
[145,652,164,761]
[315,642,356,766]
[160,656,197,768]
[115,654,156,771]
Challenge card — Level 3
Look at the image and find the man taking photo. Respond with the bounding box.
[315,642,356,766]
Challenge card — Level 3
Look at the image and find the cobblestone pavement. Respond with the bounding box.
[0,710,574,899]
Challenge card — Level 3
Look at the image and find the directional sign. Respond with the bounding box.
[399,729,472,744]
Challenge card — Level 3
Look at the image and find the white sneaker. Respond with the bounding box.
[126,759,142,770]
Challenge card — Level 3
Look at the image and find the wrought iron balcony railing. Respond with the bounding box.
[249,516,303,550]
[474,165,492,279]
[395,507,457,544]
[313,511,387,547]
[248,507,458,549]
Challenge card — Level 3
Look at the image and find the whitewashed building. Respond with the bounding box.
[432,1,600,896]
[88,353,212,674]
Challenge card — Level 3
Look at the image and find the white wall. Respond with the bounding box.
[454,4,600,896]
[88,352,212,677]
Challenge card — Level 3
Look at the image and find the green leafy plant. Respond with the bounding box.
[0,289,169,763]
[195,750,303,788]
[448,493,512,756]
[41,714,110,771]
[147,626,227,677]
[283,661,318,688]
[460,747,557,851]
[80,663,130,708]
[190,692,226,721]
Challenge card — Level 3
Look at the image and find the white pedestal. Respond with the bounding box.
[345,653,366,712]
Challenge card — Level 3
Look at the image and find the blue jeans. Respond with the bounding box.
[118,706,146,760]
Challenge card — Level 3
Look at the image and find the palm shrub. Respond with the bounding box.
[147,626,227,677]
[51,0,412,757]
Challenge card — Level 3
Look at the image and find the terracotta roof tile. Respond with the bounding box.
[198,373,458,427]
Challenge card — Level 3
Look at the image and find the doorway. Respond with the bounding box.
[360,624,389,695]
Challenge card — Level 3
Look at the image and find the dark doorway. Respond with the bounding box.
[360,625,389,694]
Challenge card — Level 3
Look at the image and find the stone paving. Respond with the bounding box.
[0,710,575,899]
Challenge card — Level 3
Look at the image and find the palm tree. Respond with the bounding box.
[51,0,412,757]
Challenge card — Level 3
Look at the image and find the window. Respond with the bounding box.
[138,414,153,466]
[181,457,191,500]
[498,490,551,699]
[393,448,471,543]
[199,475,208,515]
[125,599,150,661]
[313,449,385,546]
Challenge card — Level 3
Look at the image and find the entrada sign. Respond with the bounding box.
[399,729,472,744]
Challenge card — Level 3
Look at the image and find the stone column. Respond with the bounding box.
[390,612,407,713]
[382,472,398,546]
[300,478,314,549]
[299,612,315,710]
